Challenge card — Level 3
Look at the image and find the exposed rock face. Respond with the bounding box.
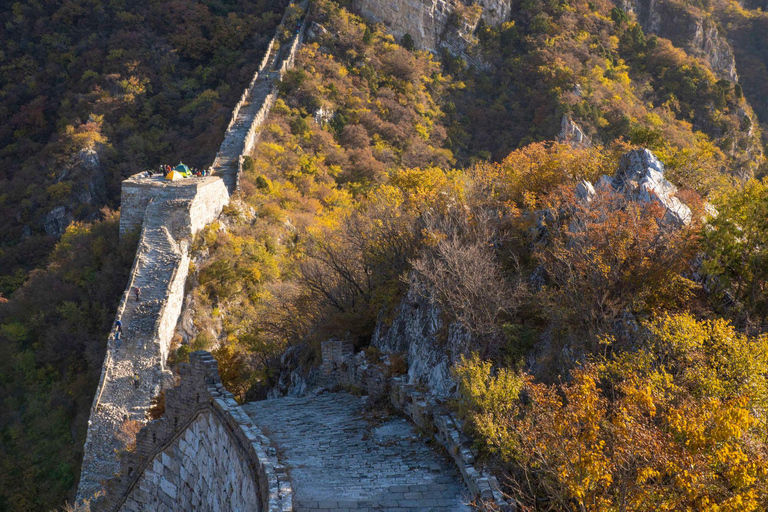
[619,0,737,82]
[372,282,469,399]
[44,205,71,237]
[42,146,106,238]
[353,0,508,66]
[557,115,592,148]
[581,148,692,225]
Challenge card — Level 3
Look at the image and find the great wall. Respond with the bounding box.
[77,4,511,510]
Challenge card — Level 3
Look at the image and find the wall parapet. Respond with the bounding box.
[320,340,514,511]
[93,351,293,512]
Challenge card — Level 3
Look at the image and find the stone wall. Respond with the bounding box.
[236,13,308,191]
[119,176,229,238]
[79,4,309,500]
[93,352,292,512]
[79,177,230,500]
[320,340,513,511]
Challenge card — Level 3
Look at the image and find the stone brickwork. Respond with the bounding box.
[79,4,309,501]
[242,393,471,511]
[93,352,292,512]
[79,177,229,500]
[121,412,260,511]
[119,175,229,237]
[320,339,355,376]
[320,341,514,511]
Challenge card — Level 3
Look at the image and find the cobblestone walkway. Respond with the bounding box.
[242,393,473,512]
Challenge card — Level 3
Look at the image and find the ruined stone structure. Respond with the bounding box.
[317,340,512,511]
[78,9,308,502]
[78,176,230,501]
[93,352,292,512]
[81,3,509,510]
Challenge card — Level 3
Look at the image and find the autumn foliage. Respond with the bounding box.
[455,314,768,511]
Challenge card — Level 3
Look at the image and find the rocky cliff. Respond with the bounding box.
[619,0,737,82]
[353,0,508,65]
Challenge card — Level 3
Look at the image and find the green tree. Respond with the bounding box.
[704,179,768,328]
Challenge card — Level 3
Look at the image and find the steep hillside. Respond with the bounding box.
[171,0,768,509]
[170,0,758,385]
[0,1,288,509]
[0,0,287,295]
[4,0,768,509]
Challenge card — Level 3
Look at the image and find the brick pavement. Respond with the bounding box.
[242,393,473,512]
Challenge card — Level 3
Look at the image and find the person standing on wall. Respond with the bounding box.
[114,319,123,347]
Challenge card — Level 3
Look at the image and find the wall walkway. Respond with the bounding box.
[78,178,229,500]
[77,7,308,501]
[242,393,472,511]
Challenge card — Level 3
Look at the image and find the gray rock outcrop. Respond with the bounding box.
[44,205,71,237]
[581,148,692,225]
[558,115,592,148]
[372,281,470,399]
[619,0,738,82]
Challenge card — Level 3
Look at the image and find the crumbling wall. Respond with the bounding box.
[319,340,513,511]
[93,352,292,512]
[119,177,229,238]
[79,3,309,500]
[79,177,229,501]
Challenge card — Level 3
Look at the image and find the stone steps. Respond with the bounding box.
[242,393,472,511]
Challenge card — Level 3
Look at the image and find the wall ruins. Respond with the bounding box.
[78,5,307,502]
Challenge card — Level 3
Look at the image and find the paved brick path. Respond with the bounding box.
[242,393,472,511]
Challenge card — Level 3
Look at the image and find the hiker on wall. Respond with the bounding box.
[133,286,141,301]
[114,319,123,346]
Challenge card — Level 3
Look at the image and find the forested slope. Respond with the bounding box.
[0,0,287,294]
[0,0,287,509]
[4,0,768,509]
[176,0,768,509]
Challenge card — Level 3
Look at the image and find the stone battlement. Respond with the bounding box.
[119,175,227,238]
[92,351,292,512]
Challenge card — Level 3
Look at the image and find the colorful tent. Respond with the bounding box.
[174,163,191,176]
[165,170,185,181]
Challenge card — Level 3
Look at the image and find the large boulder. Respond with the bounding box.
[584,148,692,225]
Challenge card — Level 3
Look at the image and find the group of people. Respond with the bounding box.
[144,163,211,178]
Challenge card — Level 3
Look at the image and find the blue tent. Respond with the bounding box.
[173,163,191,177]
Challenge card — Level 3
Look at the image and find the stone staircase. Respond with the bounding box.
[78,199,192,499]
[242,393,473,511]
[211,72,277,192]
